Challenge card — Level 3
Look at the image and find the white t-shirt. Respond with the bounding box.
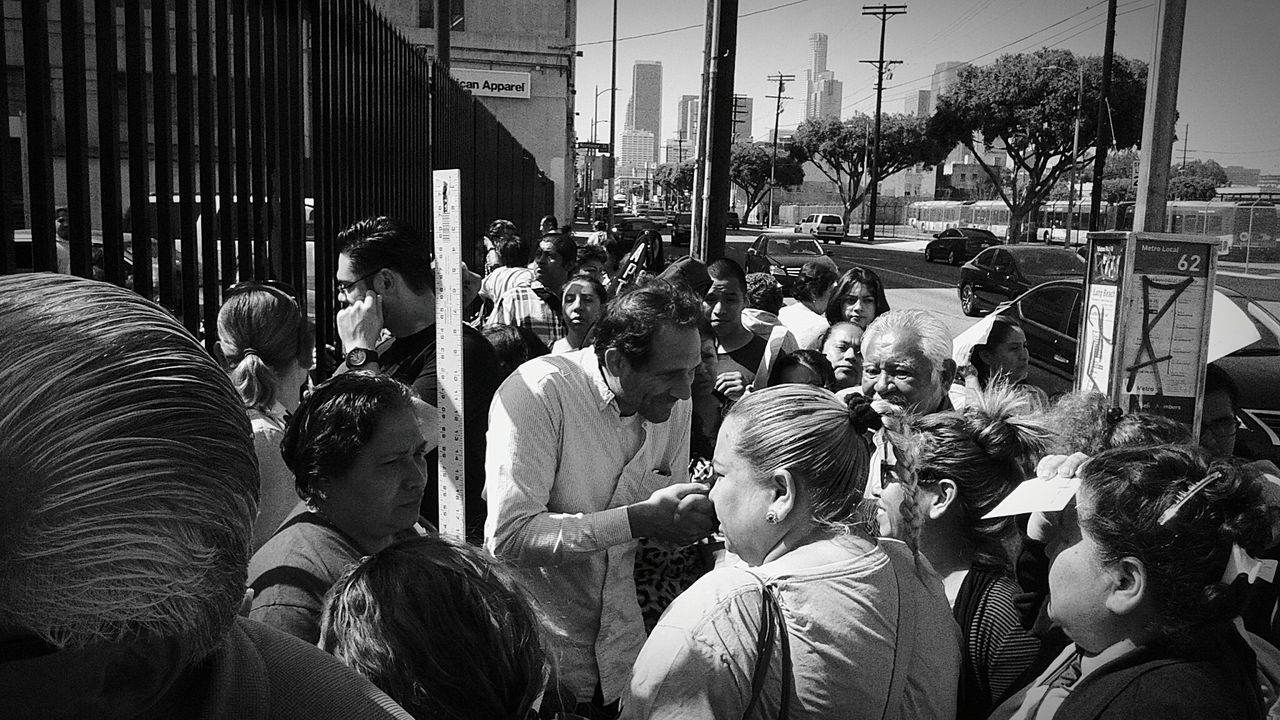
[778,302,830,350]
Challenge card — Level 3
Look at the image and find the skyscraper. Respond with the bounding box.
[676,94,698,143]
[625,61,663,163]
[904,89,931,117]
[805,32,842,120]
[731,95,754,142]
[929,61,965,114]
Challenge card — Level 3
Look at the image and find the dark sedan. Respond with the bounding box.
[998,278,1280,462]
[925,227,1000,265]
[611,217,664,244]
[957,245,1085,316]
[744,232,839,290]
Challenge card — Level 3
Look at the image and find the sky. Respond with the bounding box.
[573,0,1280,175]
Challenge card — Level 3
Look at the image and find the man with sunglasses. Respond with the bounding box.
[334,216,499,543]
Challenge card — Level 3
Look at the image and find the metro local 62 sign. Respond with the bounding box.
[452,68,531,99]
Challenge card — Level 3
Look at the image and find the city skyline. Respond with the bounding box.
[574,0,1280,173]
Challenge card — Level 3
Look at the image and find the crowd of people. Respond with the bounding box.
[3,213,1279,720]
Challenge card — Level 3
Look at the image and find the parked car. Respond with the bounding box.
[668,212,692,246]
[957,245,1085,316]
[726,211,741,230]
[744,232,839,290]
[611,217,663,244]
[998,278,1280,462]
[925,227,1000,265]
[795,213,847,243]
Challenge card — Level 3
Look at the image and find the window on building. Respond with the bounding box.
[418,0,465,31]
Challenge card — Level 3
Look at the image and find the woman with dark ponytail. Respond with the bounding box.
[993,445,1272,720]
[871,382,1053,719]
[217,282,315,551]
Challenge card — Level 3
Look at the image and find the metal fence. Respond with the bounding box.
[1,0,553,373]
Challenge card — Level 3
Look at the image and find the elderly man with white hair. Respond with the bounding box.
[0,274,411,720]
[859,308,958,497]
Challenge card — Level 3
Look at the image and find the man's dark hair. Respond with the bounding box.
[593,279,703,367]
[576,244,609,268]
[793,261,838,304]
[1205,362,1239,411]
[539,234,579,270]
[745,272,784,315]
[496,236,529,269]
[539,215,558,232]
[707,258,747,292]
[487,218,517,239]
[338,216,434,293]
[282,372,415,501]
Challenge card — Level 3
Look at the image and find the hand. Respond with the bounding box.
[337,290,384,351]
[629,482,717,545]
[1036,452,1091,481]
[714,371,748,402]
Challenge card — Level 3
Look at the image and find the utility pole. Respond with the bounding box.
[766,72,794,229]
[693,0,739,262]
[1088,0,1116,231]
[860,4,907,244]
[1068,64,1082,246]
[607,0,618,230]
[1133,0,1186,233]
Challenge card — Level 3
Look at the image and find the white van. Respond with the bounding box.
[795,213,847,243]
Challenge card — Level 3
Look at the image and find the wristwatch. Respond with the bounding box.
[345,347,379,370]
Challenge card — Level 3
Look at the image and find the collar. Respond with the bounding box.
[579,348,625,416]
[1078,638,1141,679]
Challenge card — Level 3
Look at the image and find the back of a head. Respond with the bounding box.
[726,384,874,530]
[319,535,546,720]
[894,381,1054,567]
[970,315,1021,386]
[744,272,784,315]
[338,216,434,293]
[793,261,838,304]
[482,323,530,380]
[495,236,529,269]
[487,218,517,239]
[217,283,315,412]
[1042,391,1193,455]
[863,308,953,376]
[593,279,702,367]
[1081,444,1273,642]
[0,274,257,662]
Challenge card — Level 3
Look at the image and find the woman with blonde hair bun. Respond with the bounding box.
[626,384,960,720]
[216,281,315,551]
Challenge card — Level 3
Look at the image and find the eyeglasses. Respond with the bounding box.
[336,267,385,297]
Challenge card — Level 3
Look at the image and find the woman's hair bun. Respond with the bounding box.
[844,393,883,434]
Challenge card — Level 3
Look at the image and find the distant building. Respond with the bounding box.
[805,32,842,120]
[881,165,938,199]
[1225,165,1261,187]
[676,93,698,147]
[904,89,930,117]
[663,139,691,164]
[625,61,663,163]
[929,61,966,114]
[618,129,656,175]
[732,95,754,142]
[1261,174,1280,190]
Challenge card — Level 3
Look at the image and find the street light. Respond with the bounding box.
[1042,63,1084,246]
[592,86,617,143]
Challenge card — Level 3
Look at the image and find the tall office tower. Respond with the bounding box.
[904,89,931,117]
[731,95,754,142]
[676,94,698,140]
[805,32,841,120]
[681,97,701,150]
[625,61,663,163]
[618,129,656,174]
[929,61,965,114]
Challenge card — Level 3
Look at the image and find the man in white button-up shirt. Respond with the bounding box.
[486,281,716,717]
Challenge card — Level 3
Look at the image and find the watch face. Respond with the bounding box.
[347,348,368,366]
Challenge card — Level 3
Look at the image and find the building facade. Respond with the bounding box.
[618,129,655,175]
[904,89,930,117]
[929,61,965,114]
[732,95,754,142]
[625,60,663,163]
[804,33,842,121]
[380,0,577,221]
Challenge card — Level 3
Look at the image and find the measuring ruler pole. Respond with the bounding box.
[432,169,465,538]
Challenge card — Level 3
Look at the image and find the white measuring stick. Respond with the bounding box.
[432,169,466,539]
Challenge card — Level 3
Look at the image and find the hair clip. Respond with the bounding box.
[1158,470,1221,526]
[1105,406,1124,425]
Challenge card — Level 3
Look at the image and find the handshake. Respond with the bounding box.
[628,482,718,546]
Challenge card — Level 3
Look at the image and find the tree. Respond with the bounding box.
[653,160,696,211]
[728,141,805,223]
[1168,175,1218,201]
[791,113,949,228]
[1175,159,1229,186]
[931,48,1147,241]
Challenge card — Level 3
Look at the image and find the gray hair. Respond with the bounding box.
[862,308,953,376]
[0,275,258,662]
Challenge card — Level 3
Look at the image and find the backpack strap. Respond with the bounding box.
[741,572,792,720]
[249,511,359,598]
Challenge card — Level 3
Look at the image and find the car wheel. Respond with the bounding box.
[947,250,958,265]
[924,249,933,263]
[960,283,981,316]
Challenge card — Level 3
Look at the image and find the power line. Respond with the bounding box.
[575,0,814,48]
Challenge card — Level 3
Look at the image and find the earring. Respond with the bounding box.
[766,511,779,525]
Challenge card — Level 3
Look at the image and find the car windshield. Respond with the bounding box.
[1017,250,1085,276]
[768,238,822,256]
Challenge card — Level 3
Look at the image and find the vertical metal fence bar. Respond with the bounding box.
[152,0,176,310]
[0,3,12,272]
[174,0,201,335]
[232,0,252,279]
[197,0,220,354]
[247,0,267,278]
[262,0,282,280]
[60,0,93,278]
[124,0,152,296]
[23,0,58,271]
[312,0,335,375]
[215,0,236,289]
[285,0,306,300]
[95,0,125,286]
